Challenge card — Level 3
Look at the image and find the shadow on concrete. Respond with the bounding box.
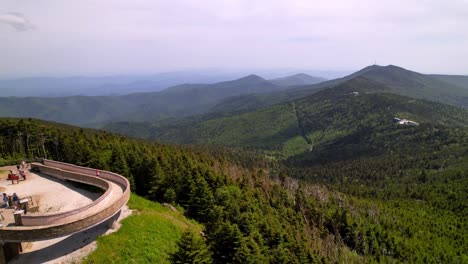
[34,172,102,201]
[11,211,121,264]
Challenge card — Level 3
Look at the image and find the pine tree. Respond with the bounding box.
[233,236,267,264]
[170,229,213,264]
[209,221,243,263]
[187,173,214,222]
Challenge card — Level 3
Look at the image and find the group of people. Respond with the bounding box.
[17,160,28,179]
[9,170,26,181]
[2,161,31,213]
[3,161,28,211]
[8,160,28,183]
[2,192,21,210]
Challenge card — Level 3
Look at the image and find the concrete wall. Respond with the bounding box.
[21,164,112,226]
[42,160,129,188]
[0,160,130,242]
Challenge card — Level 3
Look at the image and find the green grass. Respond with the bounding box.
[83,194,201,264]
[280,135,309,158]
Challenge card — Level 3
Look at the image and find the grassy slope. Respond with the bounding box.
[83,194,200,264]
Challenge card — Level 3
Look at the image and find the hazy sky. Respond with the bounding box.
[1,0,467,77]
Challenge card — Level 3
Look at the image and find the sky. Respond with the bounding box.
[1,0,468,77]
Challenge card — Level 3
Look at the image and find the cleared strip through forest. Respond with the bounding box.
[291,102,313,151]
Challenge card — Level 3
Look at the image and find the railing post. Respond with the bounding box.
[13,210,24,226]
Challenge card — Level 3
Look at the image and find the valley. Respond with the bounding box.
[3,1,468,262]
[1,65,468,128]
[0,64,467,263]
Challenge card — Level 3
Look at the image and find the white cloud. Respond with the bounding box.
[0,12,35,31]
[1,0,467,76]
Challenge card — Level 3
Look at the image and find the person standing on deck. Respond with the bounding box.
[2,193,9,207]
[20,170,26,180]
[12,193,22,210]
[12,193,19,208]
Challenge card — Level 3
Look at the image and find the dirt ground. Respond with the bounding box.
[0,165,132,264]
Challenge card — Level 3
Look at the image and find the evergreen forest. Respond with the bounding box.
[0,116,466,263]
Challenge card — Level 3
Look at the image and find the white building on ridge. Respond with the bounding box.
[394,117,419,126]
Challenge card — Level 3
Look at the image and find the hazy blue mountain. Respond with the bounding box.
[118,75,291,119]
[2,65,467,127]
[162,74,277,94]
[0,95,131,125]
[0,69,344,97]
[269,73,326,86]
[0,74,295,125]
[197,65,392,115]
[0,71,248,97]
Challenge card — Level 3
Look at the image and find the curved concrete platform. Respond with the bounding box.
[0,160,130,242]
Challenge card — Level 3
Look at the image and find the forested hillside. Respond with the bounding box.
[1,65,466,128]
[0,75,293,126]
[197,65,468,116]
[269,73,326,87]
[105,77,468,159]
[1,117,466,263]
[360,65,468,108]
[429,74,468,90]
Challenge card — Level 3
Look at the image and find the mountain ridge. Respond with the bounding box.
[269,73,326,86]
[104,76,468,159]
[1,65,467,127]
[203,65,468,116]
[0,73,293,125]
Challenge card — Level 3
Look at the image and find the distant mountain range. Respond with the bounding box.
[0,72,255,97]
[0,73,323,125]
[1,65,466,264]
[0,65,467,128]
[104,76,468,158]
[199,65,468,116]
[269,73,326,86]
[0,71,327,97]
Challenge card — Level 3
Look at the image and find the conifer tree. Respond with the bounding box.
[170,229,213,264]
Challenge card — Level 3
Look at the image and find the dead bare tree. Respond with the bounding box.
[39,133,47,159]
